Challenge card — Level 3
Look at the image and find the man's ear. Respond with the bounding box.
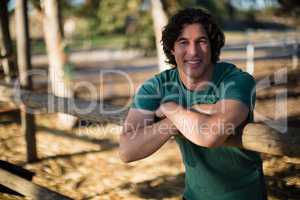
[171,49,175,55]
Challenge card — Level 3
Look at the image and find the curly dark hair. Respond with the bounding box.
[161,8,225,66]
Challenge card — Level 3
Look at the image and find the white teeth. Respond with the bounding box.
[187,60,201,64]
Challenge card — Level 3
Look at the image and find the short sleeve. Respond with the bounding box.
[219,72,256,110]
[131,76,162,111]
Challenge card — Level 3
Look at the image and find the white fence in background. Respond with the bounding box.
[222,39,299,74]
[29,38,299,76]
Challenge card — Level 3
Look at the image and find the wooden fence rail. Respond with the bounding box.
[0,168,72,200]
[223,39,300,51]
[222,40,299,74]
[0,83,299,157]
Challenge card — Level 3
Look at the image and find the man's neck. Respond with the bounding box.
[179,64,214,91]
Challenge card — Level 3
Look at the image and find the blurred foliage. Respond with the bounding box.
[62,0,101,36]
[276,0,300,18]
[96,0,151,51]
[98,0,140,34]
[97,0,188,52]
[161,0,192,16]
[96,0,238,52]
[28,0,244,51]
[29,0,299,51]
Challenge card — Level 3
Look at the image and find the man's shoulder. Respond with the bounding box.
[132,68,177,111]
[137,67,178,93]
[215,62,254,83]
[216,62,241,75]
[146,67,178,84]
[155,67,178,80]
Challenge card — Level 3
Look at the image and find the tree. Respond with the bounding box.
[62,0,102,36]
[15,0,37,162]
[277,0,300,18]
[32,0,77,129]
[42,0,77,129]
[97,0,192,51]
[150,0,169,72]
[97,0,156,50]
[0,0,17,83]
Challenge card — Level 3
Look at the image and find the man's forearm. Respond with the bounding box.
[119,118,177,162]
[160,102,230,147]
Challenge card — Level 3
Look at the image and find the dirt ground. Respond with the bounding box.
[0,55,300,200]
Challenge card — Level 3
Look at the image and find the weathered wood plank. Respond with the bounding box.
[0,83,127,124]
[0,160,34,180]
[242,123,300,157]
[0,168,72,200]
[0,160,34,196]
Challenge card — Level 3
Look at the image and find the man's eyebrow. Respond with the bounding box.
[176,36,187,41]
[176,36,208,42]
[199,36,208,39]
[196,36,209,41]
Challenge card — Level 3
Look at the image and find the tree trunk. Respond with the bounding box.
[57,0,64,38]
[15,0,37,162]
[150,0,169,72]
[0,0,17,83]
[41,0,77,129]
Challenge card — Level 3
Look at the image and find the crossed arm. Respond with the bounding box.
[119,99,249,162]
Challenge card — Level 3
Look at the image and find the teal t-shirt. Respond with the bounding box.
[131,62,266,200]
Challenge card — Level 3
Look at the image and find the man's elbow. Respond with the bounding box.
[119,148,135,163]
[119,134,135,163]
[119,143,138,163]
[194,139,220,148]
[202,140,222,148]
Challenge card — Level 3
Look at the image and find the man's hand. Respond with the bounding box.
[153,100,249,148]
[191,103,217,115]
[155,106,165,118]
[155,102,178,119]
[157,102,217,118]
[120,108,179,162]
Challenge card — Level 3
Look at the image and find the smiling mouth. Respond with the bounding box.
[185,59,202,65]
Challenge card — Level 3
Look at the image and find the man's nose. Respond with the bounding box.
[187,43,199,56]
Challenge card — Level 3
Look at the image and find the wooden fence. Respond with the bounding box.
[1,83,300,158]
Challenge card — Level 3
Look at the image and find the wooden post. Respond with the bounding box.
[0,0,17,83]
[15,0,37,162]
[150,0,168,72]
[292,39,298,69]
[246,43,254,75]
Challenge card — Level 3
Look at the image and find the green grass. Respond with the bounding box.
[67,34,127,50]
[31,34,127,55]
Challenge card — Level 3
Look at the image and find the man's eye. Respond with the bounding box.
[178,41,188,46]
[199,40,208,44]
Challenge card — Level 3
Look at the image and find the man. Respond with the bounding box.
[119,8,267,200]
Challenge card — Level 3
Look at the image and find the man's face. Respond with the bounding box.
[171,23,212,81]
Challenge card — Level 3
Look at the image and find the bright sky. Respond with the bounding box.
[230,0,279,10]
[8,0,279,11]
